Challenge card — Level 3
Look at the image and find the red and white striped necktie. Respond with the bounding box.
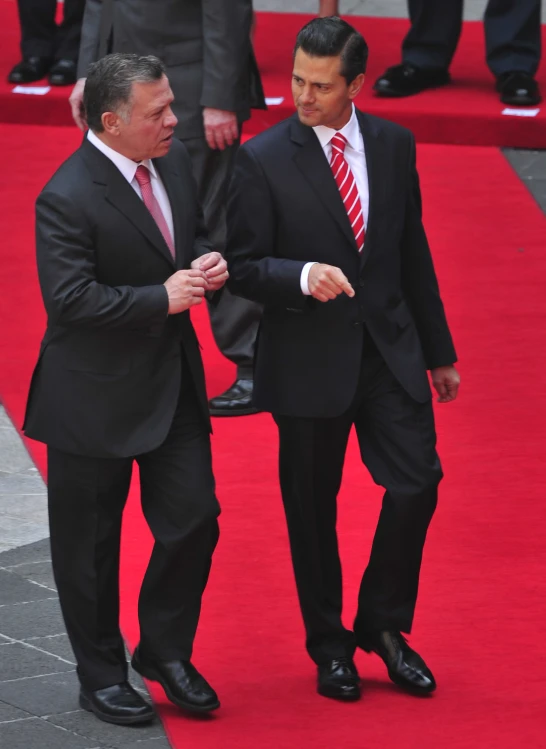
[329,132,365,253]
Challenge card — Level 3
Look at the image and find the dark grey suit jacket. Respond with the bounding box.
[24,137,213,458]
[77,0,266,140]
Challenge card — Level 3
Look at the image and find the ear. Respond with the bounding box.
[101,111,121,136]
[348,73,365,101]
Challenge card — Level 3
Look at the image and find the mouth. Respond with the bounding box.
[162,134,174,143]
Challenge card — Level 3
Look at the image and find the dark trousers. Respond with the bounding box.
[183,136,262,380]
[17,0,85,61]
[47,372,220,691]
[403,0,541,77]
[274,334,442,665]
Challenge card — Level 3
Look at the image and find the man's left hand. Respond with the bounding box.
[203,108,239,150]
[191,252,229,292]
[431,365,460,403]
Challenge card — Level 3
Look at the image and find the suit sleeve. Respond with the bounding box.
[76,0,104,78]
[35,190,169,331]
[401,134,457,369]
[226,144,310,309]
[200,0,253,111]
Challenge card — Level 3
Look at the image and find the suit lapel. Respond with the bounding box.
[291,116,357,252]
[356,109,383,270]
[153,157,185,268]
[80,139,175,268]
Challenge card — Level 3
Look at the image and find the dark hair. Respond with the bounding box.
[84,53,166,132]
[294,17,368,82]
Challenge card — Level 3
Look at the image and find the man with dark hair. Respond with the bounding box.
[24,53,227,725]
[227,17,460,702]
[68,0,267,417]
[7,0,85,85]
[373,0,541,106]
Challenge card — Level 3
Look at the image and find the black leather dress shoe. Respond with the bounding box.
[496,71,541,106]
[132,647,220,713]
[48,59,77,86]
[8,57,52,84]
[373,63,450,97]
[79,682,155,725]
[208,378,259,416]
[359,631,436,694]
[317,657,361,701]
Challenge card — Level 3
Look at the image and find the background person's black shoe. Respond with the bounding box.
[132,647,220,713]
[48,59,77,86]
[8,57,52,84]
[317,657,361,701]
[496,71,541,106]
[359,631,436,694]
[208,378,258,416]
[79,682,155,725]
[373,63,451,97]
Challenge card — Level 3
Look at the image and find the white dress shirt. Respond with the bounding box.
[300,105,369,295]
[87,130,175,243]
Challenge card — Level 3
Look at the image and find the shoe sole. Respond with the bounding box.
[209,407,260,417]
[317,686,361,701]
[79,693,155,725]
[132,661,220,714]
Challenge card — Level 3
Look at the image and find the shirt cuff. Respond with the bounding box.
[300,262,318,295]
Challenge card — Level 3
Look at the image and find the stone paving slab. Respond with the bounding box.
[0,716,103,749]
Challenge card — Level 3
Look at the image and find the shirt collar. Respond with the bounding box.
[87,129,158,184]
[312,104,362,153]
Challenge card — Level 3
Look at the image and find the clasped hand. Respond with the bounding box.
[164,252,228,314]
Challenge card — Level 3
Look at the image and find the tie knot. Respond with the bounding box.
[331,133,347,154]
[135,164,151,187]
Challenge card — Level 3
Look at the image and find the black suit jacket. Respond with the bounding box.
[226,110,457,418]
[24,137,212,458]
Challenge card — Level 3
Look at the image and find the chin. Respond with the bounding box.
[298,111,321,127]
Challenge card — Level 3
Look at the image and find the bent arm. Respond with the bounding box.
[36,191,168,331]
[226,145,309,309]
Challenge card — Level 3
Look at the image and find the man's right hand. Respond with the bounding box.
[308,263,355,303]
[164,270,208,314]
[69,78,87,131]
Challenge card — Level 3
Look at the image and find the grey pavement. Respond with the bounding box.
[1,1,545,746]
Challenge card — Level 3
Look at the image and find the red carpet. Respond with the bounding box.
[1,1,545,147]
[1,123,546,748]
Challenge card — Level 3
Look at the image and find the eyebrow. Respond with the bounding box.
[293,74,332,86]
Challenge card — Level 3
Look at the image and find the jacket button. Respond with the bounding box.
[352,321,361,327]
[358,279,365,287]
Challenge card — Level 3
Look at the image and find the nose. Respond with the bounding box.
[299,85,315,106]
[165,106,178,129]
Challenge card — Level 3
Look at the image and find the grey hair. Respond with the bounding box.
[83,53,166,133]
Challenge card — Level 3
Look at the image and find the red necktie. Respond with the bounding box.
[329,133,365,253]
[134,165,175,258]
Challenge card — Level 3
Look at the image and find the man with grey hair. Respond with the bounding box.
[69,0,267,417]
[24,53,227,726]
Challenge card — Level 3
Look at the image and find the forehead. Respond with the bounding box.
[131,75,173,108]
[293,49,342,81]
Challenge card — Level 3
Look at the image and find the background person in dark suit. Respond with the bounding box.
[68,0,267,416]
[373,0,542,106]
[226,17,460,703]
[24,53,228,726]
[7,0,85,85]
